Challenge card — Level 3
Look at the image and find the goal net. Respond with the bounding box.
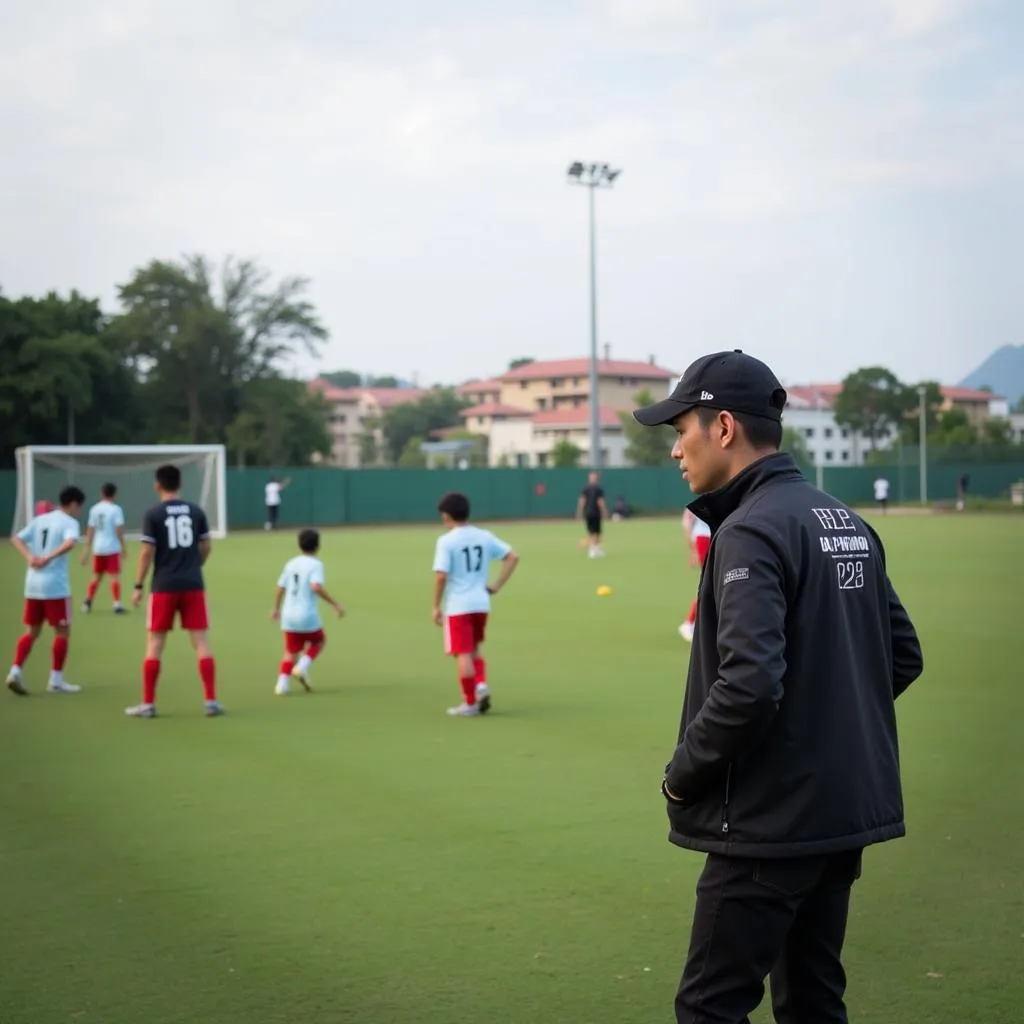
[12,445,227,539]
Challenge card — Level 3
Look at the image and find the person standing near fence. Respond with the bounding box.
[264,475,290,531]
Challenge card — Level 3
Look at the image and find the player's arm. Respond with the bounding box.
[575,494,584,518]
[311,581,345,618]
[598,493,609,517]
[271,584,286,620]
[10,533,34,565]
[116,523,127,555]
[431,540,450,625]
[197,508,212,564]
[486,549,520,595]
[41,532,78,566]
[80,525,95,564]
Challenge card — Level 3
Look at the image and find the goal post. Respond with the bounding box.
[11,445,228,539]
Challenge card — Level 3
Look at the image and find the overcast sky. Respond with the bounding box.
[2,0,1022,388]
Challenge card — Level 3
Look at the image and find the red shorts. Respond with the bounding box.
[147,590,209,632]
[23,597,72,628]
[444,612,487,656]
[694,536,711,564]
[92,554,121,575]
[284,629,326,654]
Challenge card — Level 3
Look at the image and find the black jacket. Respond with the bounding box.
[665,453,923,858]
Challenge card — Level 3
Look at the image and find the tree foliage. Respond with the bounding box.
[508,357,535,370]
[550,439,583,468]
[619,390,673,466]
[832,367,908,449]
[378,390,468,465]
[781,427,810,464]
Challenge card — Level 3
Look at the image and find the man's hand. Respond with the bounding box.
[131,587,144,610]
[80,552,90,566]
[432,607,443,626]
[486,585,497,596]
[270,609,280,622]
[30,555,48,569]
[662,778,686,805]
[333,603,346,619]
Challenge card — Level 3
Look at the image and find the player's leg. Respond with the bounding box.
[472,615,491,713]
[680,536,710,641]
[109,555,124,613]
[7,604,44,695]
[46,600,80,693]
[276,632,304,695]
[126,592,174,717]
[188,628,221,715]
[84,558,103,612]
[290,630,325,692]
[445,616,480,717]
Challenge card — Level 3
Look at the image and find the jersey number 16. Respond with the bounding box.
[165,515,194,550]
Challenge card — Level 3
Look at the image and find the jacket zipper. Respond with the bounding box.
[721,765,732,834]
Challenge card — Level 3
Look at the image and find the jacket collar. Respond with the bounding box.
[687,452,803,532]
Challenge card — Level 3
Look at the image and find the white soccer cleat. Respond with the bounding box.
[274,679,290,696]
[125,703,156,718]
[475,683,492,715]
[446,703,481,717]
[47,679,81,694]
[290,666,312,692]
[679,621,695,642]
[6,668,27,696]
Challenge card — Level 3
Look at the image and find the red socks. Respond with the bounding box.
[199,657,216,702]
[86,579,99,602]
[13,634,35,668]
[307,643,324,662]
[143,659,161,704]
[459,675,476,705]
[279,658,294,676]
[473,657,486,685]
[111,580,121,603]
[686,601,698,626]
[51,636,68,672]
[141,658,216,704]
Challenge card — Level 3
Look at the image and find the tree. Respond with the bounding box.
[397,436,428,468]
[781,427,811,464]
[321,369,362,388]
[226,378,331,467]
[370,375,399,388]
[551,438,583,468]
[1015,395,1024,414]
[378,389,467,465]
[619,389,672,465]
[109,255,327,443]
[358,418,383,467]
[899,381,943,444]
[931,407,977,446]
[981,417,1013,446]
[508,357,534,370]
[832,367,908,450]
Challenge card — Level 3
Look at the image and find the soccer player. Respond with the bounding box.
[873,474,890,515]
[432,492,520,717]
[6,485,86,696]
[264,475,290,531]
[126,464,221,718]
[680,509,711,641]
[271,528,345,695]
[576,471,608,558]
[81,482,127,614]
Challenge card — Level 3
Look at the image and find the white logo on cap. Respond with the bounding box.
[700,390,714,401]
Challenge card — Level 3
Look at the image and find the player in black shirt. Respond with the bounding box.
[575,471,608,558]
[126,464,222,718]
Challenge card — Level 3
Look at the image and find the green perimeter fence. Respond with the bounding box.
[2,459,1023,533]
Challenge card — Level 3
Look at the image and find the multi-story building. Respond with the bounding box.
[309,379,428,467]
[457,356,674,467]
[783,384,1005,466]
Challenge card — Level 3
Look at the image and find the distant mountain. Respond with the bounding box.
[960,345,1024,408]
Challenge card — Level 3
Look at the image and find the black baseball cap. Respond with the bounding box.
[633,350,787,427]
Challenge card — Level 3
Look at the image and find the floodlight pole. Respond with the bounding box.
[918,385,928,505]
[568,162,621,470]
[815,391,825,491]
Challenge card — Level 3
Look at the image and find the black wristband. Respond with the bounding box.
[133,582,144,591]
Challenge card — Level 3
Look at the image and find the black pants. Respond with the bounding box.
[676,849,863,1024]
[266,504,279,528]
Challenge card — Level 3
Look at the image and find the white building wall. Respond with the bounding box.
[782,407,895,467]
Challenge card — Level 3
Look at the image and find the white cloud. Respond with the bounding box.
[0,0,1020,387]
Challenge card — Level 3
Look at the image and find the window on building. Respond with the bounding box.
[841,451,850,462]
[537,398,547,410]
[824,450,834,462]
[573,377,581,386]
[824,427,833,439]
[841,428,849,439]
[536,452,548,467]
[515,453,528,467]
[520,381,528,389]
[804,427,815,439]
[551,378,565,388]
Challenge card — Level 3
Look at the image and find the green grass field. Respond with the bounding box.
[1,513,1022,1024]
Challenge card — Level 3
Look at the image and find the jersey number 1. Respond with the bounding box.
[165,515,194,550]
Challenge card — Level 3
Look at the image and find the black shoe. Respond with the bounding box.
[477,693,492,715]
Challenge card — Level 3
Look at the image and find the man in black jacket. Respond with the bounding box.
[633,351,924,1024]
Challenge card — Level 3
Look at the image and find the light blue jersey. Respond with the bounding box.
[278,554,326,633]
[87,501,125,556]
[432,525,512,615]
[19,510,81,599]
